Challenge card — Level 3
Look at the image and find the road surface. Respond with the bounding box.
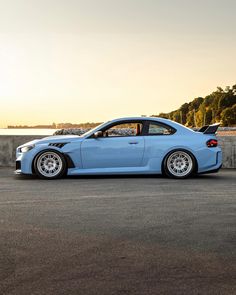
[0,168,235,294]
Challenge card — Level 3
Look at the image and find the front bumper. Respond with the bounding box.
[16,160,21,170]
[15,145,41,174]
[14,160,22,174]
[14,169,23,175]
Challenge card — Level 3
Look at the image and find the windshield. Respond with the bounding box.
[81,121,109,137]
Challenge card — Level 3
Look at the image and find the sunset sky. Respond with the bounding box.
[0,0,236,128]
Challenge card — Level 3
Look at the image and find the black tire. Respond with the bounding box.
[34,150,67,179]
[163,149,196,179]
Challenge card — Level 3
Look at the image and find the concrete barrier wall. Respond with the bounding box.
[218,136,236,168]
[0,135,235,168]
[0,136,45,167]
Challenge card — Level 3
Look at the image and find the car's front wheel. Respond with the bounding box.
[164,150,195,179]
[34,150,67,179]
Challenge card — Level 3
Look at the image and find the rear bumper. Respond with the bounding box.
[197,149,222,173]
[199,164,222,174]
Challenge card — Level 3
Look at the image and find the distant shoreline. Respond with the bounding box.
[6,127,55,129]
[0,128,58,136]
[7,123,101,129]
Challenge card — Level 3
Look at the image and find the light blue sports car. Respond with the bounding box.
[15,117,222,179]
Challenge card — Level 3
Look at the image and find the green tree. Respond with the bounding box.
[221,104,236,126]
[205,109,212,125]
[186,110,194,127]
[188,97,204,111]
[172,111,181,123]
[204,95,214,107]
[179,103,189,125]
[152,84,236,127]
[195,109,205,127]
[218,94,236,109]
[157,113,169,119]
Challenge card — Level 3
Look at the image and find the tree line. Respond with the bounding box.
[8,84,236,129]
[152,85,236,127]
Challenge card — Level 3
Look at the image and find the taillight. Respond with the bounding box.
[206,139,218,147]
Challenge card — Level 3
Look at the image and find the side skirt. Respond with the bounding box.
[68,166,160,176]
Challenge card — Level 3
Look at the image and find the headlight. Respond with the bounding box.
[20,145,35,153]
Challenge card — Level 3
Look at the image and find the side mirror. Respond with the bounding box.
[93,131,103,138]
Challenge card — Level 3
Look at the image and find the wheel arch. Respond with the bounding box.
[31,148,74,175]
[161,148,198,175]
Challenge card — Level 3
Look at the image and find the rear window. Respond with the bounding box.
[147,122,175,135]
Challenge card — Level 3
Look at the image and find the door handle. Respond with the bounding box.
[129,141,138,144]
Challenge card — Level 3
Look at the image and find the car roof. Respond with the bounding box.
[110,116,171,123]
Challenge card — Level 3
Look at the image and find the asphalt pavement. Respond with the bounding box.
[0,168,235,295]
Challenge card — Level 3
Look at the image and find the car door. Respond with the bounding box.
[81,122,145,169]
[142,120,177,171]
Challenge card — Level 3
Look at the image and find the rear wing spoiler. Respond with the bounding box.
[198,123,220,134]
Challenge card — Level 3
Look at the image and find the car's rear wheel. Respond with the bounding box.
[34,150,67,179]
[164,150,195,179]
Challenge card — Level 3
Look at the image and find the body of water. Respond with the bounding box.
[0,129,58,136]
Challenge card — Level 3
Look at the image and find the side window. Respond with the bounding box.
[104,122,143,137]
[147,122,174,135]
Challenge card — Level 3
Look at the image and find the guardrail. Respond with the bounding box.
[0,135,235,168]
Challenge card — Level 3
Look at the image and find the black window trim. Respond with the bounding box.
[88,119,146,138]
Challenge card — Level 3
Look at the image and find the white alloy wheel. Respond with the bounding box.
[35,151,66,179]
[165,151,194,178]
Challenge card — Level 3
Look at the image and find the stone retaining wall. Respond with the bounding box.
[218,136,236,168]
[0,136,45,167]
[0,135,235,168]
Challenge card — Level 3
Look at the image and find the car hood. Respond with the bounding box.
[38,135,83,144]
[18,135,83,149]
